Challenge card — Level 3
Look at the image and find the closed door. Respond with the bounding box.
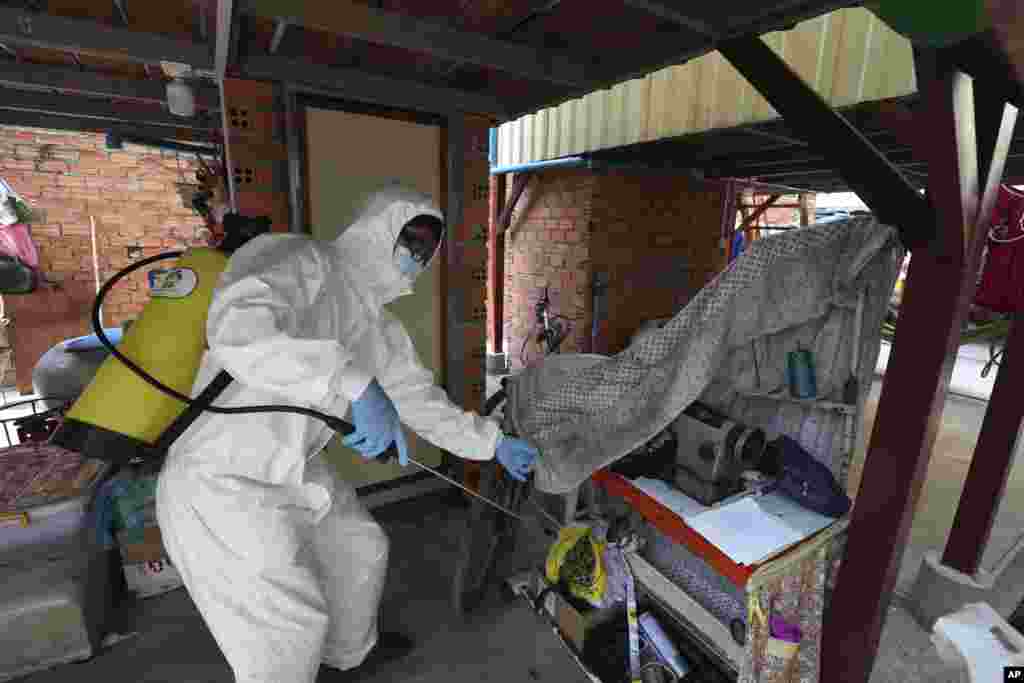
[305,106,443,488]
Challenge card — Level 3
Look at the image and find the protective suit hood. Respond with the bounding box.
[332,184,443,307]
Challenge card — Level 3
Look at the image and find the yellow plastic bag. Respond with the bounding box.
[545,524,608,607]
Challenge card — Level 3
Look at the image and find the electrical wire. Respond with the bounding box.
[91,251,355,434]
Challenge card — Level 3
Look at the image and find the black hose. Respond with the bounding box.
[92,251,356,436]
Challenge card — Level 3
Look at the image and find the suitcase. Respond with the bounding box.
[0,443,116,682]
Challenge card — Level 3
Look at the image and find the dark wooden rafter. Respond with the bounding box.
[0,87,216,131]
[0,60,218,109]
[0,6,212,69]
[241,55,509,118]
[241,0,600,90]
[619,0,718,38]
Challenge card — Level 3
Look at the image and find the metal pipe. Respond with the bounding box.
[105,130,218,156]
[490,155,588,175]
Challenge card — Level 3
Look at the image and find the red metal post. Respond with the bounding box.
[821,70,984,683]
[488,172,507,356]
[943,315,1024,574]
[940,92,1020,576]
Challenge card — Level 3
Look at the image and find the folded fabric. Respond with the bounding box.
[773,435,851,518]
[769,614,802,643]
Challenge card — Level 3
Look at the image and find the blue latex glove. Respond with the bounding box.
[342,379,409,466]
[495,436,538,482]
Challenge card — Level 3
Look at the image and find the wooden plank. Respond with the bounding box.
[7,287,95,395]
[820,70,983,683]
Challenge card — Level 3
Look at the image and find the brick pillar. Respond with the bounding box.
[221,79,290,232]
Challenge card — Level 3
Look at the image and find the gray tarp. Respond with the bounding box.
[506,217,904,495]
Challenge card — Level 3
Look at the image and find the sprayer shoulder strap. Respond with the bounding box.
[152,369,234,455]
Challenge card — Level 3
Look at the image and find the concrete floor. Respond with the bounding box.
[13,492,589,683]
[11,351,1022,683]
[851,357,1024,682]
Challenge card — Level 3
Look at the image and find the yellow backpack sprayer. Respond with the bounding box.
[49,213,530,524]
[50,214,372,465]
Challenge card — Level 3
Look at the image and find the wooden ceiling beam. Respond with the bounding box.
[0,7,212,70]
[0,86,218,131]
[241,0,599,89]
[240,55,510,118]
[0,60,219,109]
[620,0,718,37]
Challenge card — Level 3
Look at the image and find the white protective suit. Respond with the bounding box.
[155,186,502,683]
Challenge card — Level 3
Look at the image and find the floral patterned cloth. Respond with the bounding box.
[740,521,848,683]
[0,442,103,511]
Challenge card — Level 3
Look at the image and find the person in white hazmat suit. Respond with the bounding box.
[155,185,538,683]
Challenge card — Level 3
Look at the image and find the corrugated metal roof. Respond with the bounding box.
[497,7,917,166]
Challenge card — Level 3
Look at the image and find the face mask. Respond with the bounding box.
[394,245,425,280]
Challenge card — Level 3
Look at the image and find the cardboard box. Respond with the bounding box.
[117,525,166,565]
[122,556,183,599]
[534,574,621,652]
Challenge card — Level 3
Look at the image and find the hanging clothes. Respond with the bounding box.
[975,185,1024,314]
[0,224,39,269]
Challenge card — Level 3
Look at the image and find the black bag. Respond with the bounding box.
[771,436,851,518]
[0,253,36,294]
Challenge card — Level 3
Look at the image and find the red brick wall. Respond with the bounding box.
[504,169,596,370]
[0,125,208,383]
[590,175,725,354]
[503,169,725,370]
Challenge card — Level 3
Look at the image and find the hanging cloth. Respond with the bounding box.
[975,185,1024,314]
[0,223,39,269]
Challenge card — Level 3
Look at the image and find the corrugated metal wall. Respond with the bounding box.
[496,7,916,166]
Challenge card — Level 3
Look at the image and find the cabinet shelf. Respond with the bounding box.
[737,390,856,414]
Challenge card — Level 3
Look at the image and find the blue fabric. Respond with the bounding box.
[495,436,538,482]
[64,328,123,352]
[773,436,851,518]
[730,231,746,263]
[93,478,130,549]
[342,378,409,465]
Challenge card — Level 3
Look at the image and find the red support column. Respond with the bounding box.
[941,92,1020,576]
[821,70,984,683]
[943,315,1024,573]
